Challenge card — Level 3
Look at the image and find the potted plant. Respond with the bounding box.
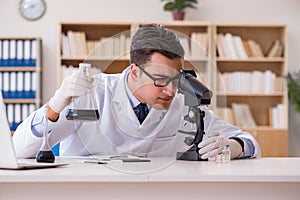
[287,71,300,113]
[161,0,198,20]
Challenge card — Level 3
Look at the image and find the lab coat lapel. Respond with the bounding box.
[112,70,139,124]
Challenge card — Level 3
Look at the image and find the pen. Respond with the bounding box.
[83,160,107,164]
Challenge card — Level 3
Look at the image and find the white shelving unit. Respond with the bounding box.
[0,37,42,132]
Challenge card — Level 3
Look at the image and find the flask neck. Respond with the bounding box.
[80,66,90,76]
[79,63,92,76]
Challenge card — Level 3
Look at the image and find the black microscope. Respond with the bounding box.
[176,69,213,161]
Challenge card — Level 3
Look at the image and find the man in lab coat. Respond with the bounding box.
[13,24,261,160]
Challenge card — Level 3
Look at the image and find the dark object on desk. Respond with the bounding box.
[84,157,151,164]
[36,150,55,163]
[111,157,151,162]
[84,160,108,164]
[36,107,55,163]
[176,69,212,161]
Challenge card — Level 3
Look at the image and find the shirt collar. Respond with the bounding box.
[124,67,151,110]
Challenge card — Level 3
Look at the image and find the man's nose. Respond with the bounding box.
[162,81,177,95]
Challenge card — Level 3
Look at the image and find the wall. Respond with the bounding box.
[0,0,299,155]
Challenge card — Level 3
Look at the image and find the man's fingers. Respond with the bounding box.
[199,142,215,155]
[198,132,220,148]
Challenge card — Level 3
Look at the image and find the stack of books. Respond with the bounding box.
[217,33,284,58]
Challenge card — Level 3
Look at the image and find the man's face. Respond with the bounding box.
[131,52,183,110]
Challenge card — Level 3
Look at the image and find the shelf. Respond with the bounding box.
[61,55,130,61]
[216,91,285,97]
[3,99,40,104]
[242,126,287,132]
[0,67,41,72]
[216,57,285,62]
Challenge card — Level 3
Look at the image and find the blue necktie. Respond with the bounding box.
[135,103,149,124]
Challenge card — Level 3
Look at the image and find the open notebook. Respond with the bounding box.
[0,93,67,169]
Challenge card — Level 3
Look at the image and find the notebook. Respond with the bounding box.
[0,93,68,169]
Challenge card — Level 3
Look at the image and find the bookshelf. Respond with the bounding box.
[58,21,212,88]
[0,37,42,132]
[58,22,134,85]
[212,23,288,157]
[58,21,288,157]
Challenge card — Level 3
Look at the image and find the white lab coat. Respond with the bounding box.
[13,68,261,158]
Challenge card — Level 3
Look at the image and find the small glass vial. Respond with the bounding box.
[222,144,231,163]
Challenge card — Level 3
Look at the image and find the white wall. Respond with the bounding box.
[1,0,300,155]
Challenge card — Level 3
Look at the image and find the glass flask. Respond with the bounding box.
[36,107,55,163]
[65,63,100,121]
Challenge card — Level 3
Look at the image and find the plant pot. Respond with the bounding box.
[172,11,185,20]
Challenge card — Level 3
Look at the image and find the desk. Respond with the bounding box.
[0,157,299,200]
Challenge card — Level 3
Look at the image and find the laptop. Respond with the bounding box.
[0,93,68,169]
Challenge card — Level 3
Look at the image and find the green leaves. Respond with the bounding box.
[287,71,300,113]
[162,0,198,11]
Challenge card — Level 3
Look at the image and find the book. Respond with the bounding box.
[217,33,225,57]
[269,104,287,128]
[215,107,236,125]
[232,36,248,59]
[254,40,264,57]
[267,40,282,57]
[232,103,256,128]
[242,39,253,57]
[178,37,190,57]
[224,33,238,58]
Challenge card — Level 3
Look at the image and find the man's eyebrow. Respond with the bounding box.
[152,73,169,78]
[152,73,180,78]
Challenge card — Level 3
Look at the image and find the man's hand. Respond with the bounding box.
[198,132,230,160]
[198,132,243,160]
[48,72,93,113]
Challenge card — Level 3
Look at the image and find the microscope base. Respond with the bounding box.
[176,151,207,161]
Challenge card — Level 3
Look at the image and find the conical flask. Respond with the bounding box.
[65,63,100,121]
[36,107,55,163]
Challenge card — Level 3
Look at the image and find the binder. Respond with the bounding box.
[9,40,16,66]
[17,72,24,98]
[0,72,2,91]
[24,71,31,98]
[31,39,37,66]
[31,72,36,98]
[2,40,9,66]
[10,72,17,98]
[24,40,31,66]
[7,104,14,130]
[0,40,2,66]
[16,40,24,66]
[14,104,21,130]
[21,104,29,122]
[2,72,9,98]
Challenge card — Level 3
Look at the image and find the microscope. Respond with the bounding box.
[176,69,213,161]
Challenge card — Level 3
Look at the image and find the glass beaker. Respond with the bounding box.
[65,63,100,121]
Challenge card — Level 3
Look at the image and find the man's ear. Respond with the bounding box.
[130,64,139,80]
